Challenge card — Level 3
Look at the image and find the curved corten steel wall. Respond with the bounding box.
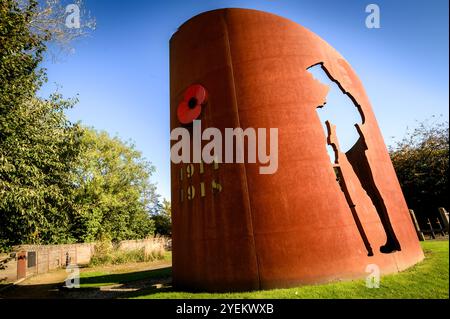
[170,8,424,292]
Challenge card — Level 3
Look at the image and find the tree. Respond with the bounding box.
[71,128,157,242]
[0,0,86,250]
[0,0,96,251]
[389,117,449,225]
[151,199,171,237]
[0,95,83,246]
[1,0,157,251]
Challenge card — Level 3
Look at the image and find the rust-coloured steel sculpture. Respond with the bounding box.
[170,8,424,291]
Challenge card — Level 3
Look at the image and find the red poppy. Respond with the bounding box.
[177,84,208,124]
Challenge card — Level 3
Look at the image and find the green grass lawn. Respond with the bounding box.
[80,267,171,288]
[79,240,449,299]
[79,251,172,288]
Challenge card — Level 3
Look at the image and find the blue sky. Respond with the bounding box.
[39,0,449,201]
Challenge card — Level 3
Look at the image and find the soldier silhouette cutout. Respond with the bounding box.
[308,63,401,254]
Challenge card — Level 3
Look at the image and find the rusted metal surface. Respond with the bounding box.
[170,8,424,292]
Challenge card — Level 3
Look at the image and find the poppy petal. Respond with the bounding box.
[177,100,202,124]
[184,84,207,104]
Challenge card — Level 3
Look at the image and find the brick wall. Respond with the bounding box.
[0,238,168,283]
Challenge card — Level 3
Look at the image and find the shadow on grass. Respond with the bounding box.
[0,267,174,299]
[62,266,175,299]
[80,267,172,287]
[0,282,63,299]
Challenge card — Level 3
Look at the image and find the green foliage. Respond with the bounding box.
[151,199,171,237]
[71,127,157,242]
[0,0,48,110]
[0,0,154,251]
[389,117,449,222]
[0,0,83,250]
[0,95,82,249]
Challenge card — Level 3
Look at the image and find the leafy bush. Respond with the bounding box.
[389,116,448,225]
[89,238,165,267]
